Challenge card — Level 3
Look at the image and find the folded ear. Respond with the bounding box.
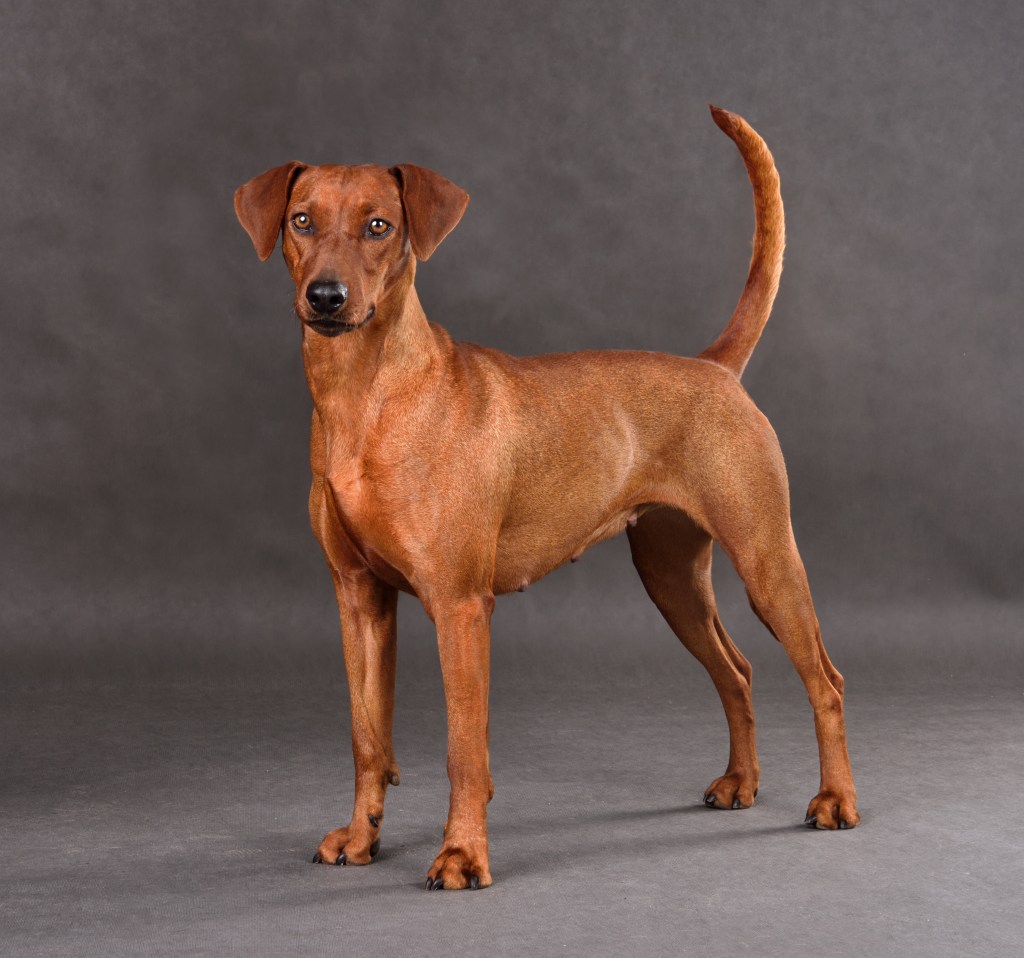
[234,162,307,261]
[390,165,469,261]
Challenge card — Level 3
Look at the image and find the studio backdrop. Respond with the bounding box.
[1,0,1020,686]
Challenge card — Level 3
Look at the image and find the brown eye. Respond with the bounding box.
[367,218,391,237]
[292,213,312,231]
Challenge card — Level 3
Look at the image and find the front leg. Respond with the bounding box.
[425,594,494,890]
[313,569,399,866]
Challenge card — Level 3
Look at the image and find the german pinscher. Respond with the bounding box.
[234,105,859,891]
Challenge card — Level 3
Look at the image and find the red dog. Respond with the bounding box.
[234,105,859,891]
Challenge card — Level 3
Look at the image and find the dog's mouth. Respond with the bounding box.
[305,306,376,338]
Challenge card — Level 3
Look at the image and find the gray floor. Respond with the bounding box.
[2,660,1022,957]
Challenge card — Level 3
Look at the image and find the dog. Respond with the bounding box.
[234,105,859,891]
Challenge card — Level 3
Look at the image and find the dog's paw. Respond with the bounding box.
[424,838,491,891]
[311,823,382,866]
[803,789,860,830]
[703,770,758,809]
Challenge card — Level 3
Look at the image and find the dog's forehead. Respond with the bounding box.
[291,164,401,211]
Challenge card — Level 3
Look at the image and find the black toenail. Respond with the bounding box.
[470,875,480,890]
[425,878,432,890]
[839,819,849,829]
[804,813,815,823]
[732,798,741,809]
[431,878,444,890]
[704,794,716,806]
[311,852,321,864]
[370,839,381,857]
[805,816,817,828]
[335,853,346,866]
[368,814,379,828]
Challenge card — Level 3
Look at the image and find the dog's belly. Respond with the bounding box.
[491,500,661,595]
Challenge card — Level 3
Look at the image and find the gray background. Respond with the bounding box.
[1,1,1022,955]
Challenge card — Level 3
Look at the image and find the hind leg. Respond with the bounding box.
[628,508,760,809]
[726,522,859,829]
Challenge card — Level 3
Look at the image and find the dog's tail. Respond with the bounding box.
[699,106,785,379]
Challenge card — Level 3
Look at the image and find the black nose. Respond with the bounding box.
[306,280,348,315]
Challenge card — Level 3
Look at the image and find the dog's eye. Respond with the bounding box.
[367,218,392,237]
[292,213,313,232]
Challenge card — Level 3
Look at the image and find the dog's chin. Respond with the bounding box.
[302,306,376,338]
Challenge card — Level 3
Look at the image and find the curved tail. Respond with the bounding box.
[699,106,785,379]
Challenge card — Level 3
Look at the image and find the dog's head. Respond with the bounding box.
[234,163,468,337]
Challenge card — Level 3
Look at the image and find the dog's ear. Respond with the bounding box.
[234,162,307,261]
[390,165,469,261]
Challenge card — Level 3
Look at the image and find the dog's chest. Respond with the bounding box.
[325,462,363,512]
[319,459,418,587]
[324,463,379,544]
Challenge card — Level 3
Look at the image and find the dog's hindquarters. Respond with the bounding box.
[632,376,859,828]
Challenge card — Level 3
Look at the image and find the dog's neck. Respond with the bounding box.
[301,264,442,452]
